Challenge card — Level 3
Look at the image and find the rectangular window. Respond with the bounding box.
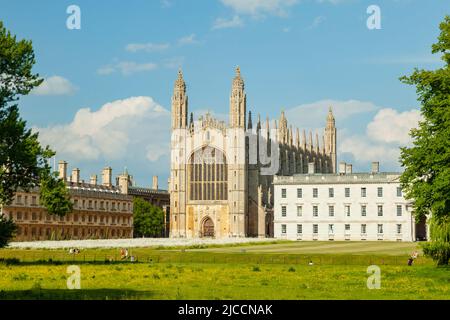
[361,205,367,217]
[329,188,334,198]
[397,187,402,197]
[345,224,351,232]
[281,206,287,217]
[361,187,367,197]
[313,188,318,198]
[378,205,383,216]
[397,224,402,234]
[345,205,351,217]
[361,224,367,234]
[297,188,302,198]
[297,206,302,217]
[345,188,350,198]
[281,188,287,198]
[329,206,334,217]
[378,224,384,234]
[397,205,402,216]
[313,206,318,217]
[328,224,334,234]
[313,224,318,234]
[297,224,302,234]
[281,224,286,234]
[377,187,383,197]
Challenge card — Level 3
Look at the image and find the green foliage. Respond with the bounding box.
[0,21,42,105]
[400,16,450,265]
[0,215,17,248]
[0,21,72,213]
[132,198,164,238]
[39,172,73,216]
[422,216,450,265]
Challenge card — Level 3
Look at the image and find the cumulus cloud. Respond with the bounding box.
[220,0,298,17]
[285,99,377,129]
[212,15,244,30]
[367,108,422,144]
[125,43,170,53]
[34,96,171,163]
[32,76,76,96]
[339,108,421,169]
[97,61,157,76]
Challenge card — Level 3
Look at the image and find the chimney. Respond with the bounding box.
[371,162,380,174]
[346,164,353,174]
[90,174,98,185]
[102,167,112,187]
[153,176,159,190]
[308,162,315,174]
[339,162,346,175]
[58,161,67,181]
[118,174,129,194]
[71,168,80,183]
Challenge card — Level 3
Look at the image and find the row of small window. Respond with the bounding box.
[281,204,404,217]
[9,211,132,225]
[16,226,130,238]
[14,195,38,206]
[73,199,131,212]
[281,187,403,199]
[281,223,403,234]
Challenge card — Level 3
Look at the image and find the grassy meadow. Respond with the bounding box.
[0,241,449,300]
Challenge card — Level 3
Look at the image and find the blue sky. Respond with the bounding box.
[1,0,448,188]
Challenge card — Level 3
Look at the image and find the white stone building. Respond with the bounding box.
[273,162,425,242]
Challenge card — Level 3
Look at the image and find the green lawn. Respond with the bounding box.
[0,241,448,300]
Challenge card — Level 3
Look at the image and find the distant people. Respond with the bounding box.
[412,251,418,259]
[308,260,314,266]
[408,257,414,266]
[120,248,129,260]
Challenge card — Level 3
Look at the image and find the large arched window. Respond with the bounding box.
[188,146,228,201]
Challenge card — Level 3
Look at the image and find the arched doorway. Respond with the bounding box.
[202,217,214,237]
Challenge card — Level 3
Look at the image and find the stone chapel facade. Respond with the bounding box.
[169,67,337,238]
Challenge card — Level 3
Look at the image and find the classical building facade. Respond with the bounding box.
[273,162,425,242]
[1,162,134,241]
[0,162,173,242]
[169,67,337,238]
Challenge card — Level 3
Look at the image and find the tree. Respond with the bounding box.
[0,215,17,248]
[0,21,72,247]
[400,16,450,265]
[133,198,165,238]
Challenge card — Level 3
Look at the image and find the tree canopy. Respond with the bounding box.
[0,21,72,247]
[133,198,165,238]
[400,16,450,265]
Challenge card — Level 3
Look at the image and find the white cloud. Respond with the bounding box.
[97,61,157,76]
[340,108,421,169]
[285,99,378,129]
[178,34,198,46]
[212,15,244,30]
[220,0,298,16]
[161,0,172,8]
[32,76,76,96]
[125,43,170,53]
[367,108,422,144]
[34,96,171,163]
